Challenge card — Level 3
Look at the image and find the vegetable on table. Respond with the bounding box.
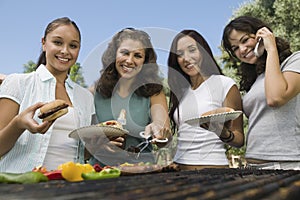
[0,171,48,184]
[82,167,121,180]
[58,161,95,182]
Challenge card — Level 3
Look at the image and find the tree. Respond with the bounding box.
[23,60,36,73]
[23,61,87,87]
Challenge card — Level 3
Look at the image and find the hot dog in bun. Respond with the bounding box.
[97,120,123,129]
[38,99,69,122]
[201,107,234,117]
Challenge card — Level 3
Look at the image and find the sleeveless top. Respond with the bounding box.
[43,107,78,170]
[174,75,235,165]
[92,91,155,165]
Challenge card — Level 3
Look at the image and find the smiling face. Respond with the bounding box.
[176,36,202,78]
[228,29,258,64]
[115,39,145,80]
[42,24,80,75]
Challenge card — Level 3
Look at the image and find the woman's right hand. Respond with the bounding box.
[16,102,52,134]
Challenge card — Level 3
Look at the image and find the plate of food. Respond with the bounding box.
[69,120,129,140]
[185,108,243,125]
[115,162,180,175]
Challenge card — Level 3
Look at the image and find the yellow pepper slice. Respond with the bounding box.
[58,162,94,182]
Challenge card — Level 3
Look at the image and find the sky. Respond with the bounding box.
[0,0,251,86]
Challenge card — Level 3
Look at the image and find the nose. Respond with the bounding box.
[60,44,69,55]
[239,44,248,54]
[125,53,134,64]
[182,51,192,62]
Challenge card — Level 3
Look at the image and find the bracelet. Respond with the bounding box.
[219,129,234,143]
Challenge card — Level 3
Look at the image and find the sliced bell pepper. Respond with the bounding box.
[82,168,121,180]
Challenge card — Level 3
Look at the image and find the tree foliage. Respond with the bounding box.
[23,61,87,88]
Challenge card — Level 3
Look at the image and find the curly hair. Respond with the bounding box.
[222,16,292,92]
[95,28,163,98]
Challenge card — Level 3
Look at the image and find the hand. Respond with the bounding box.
[83,134,123,155]
[144,122,172,147]
[255,27,277,53]
[16,102,53,134]
[201,120,232,137]
[144,122,163,138]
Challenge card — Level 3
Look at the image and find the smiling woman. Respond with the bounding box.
[89,28,172,167]
[0,17,95,173]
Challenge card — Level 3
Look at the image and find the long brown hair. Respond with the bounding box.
[222,15,292,92]
[168,29,223,132]
[95,28,163,98]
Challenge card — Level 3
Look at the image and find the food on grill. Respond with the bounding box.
[97,120,123,129]
[58,161,95,182]
[32,166,63,180]
[0,171,48,184]
[82,166,121,180]
[38,99,69,122]
[116,162,180,175]
[201,107,234,116]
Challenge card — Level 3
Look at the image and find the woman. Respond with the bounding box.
[222,16,300,170]
[0,17,95,172]
[168,30,244,170]
[90,28,171,166]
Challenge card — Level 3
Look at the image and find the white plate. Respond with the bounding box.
[185,111,243,125]
[69,125,129,140]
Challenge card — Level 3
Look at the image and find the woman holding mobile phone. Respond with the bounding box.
[222,15,300,170]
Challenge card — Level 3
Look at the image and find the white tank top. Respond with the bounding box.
[43,107,78,170]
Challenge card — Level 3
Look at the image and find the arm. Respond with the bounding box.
[221,85,244,148]
[257,27,300,107]
[145,91,172,143]
[0,99,51,157]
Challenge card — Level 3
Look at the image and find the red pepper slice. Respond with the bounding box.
[44,170,64,180]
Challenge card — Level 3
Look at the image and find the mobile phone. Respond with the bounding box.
[254,38,264,57]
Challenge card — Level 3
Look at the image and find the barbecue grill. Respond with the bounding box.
[1,168,300,200]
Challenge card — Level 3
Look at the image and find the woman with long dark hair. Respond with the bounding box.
[168,30,244,170]
[222,16,300,170]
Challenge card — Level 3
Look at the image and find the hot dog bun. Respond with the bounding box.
[97,120,123,129]
[201,107,234,117]
[38,99,69,122]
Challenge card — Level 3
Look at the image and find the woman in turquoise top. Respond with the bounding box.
[91,28,171,166]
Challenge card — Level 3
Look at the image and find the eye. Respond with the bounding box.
[70,44,79,49]
[231,46,238,52]
[241,37,249,44]
[53,40,62,46]
[188,47,197,53]
[119,49,129,55]
[134,53,143,59]
[176,51,183,57]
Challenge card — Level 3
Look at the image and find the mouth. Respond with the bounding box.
[56,56,70,63]
[243,49,255,59]
[121,64,138,72]
[185,63,194,69]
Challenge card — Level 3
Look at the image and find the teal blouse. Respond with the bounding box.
[92,91,155,165]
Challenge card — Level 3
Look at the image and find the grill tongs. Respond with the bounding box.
[133,132,168,159]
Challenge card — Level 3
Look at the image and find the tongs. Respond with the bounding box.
[134,132,168,159]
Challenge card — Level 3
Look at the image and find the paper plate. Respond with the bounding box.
[69,125,129,140]
[185,111,243,125]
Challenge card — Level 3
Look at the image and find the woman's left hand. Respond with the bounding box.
[201,120,232,137]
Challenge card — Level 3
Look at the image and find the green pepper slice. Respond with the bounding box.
[0,171,48,184]
[82,168,121,180]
